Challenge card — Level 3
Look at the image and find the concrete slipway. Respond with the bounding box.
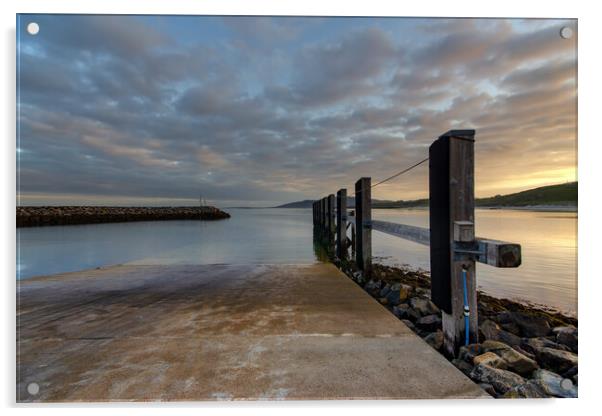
[17,263,488,401]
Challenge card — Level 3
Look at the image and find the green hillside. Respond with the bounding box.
[476,182,577,207]
[276,182,577,209]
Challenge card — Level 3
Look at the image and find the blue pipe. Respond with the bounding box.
[462,267,470,346]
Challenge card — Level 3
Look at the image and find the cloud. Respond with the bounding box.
[18,15,577,205]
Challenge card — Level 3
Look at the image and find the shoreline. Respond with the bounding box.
[16,206,231,227]
[333,259,578,398]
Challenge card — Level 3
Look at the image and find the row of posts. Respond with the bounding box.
[312,130,478,357]
[312,177,372,275]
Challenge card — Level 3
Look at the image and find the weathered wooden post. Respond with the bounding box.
[429,130,478,357]
[355,177,372,278]
[328,194,336,244]
[336,189,347,260]
[320,198,326,233]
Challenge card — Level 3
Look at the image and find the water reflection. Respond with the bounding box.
[17,207,577,315]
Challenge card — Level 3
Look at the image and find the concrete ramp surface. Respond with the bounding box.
[17,263,488,401]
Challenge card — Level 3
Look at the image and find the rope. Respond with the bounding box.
[350,156,429,197]
[371,157,429,189]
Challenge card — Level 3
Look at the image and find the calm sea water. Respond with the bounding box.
[17,208,577,315]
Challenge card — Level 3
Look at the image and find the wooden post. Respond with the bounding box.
[320,198,324,234]
[355,177,372,278]
[429,129,478,357]
[328,194,335,243]
[336,189,347,260]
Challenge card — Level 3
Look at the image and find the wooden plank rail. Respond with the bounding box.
[348,218,521,268]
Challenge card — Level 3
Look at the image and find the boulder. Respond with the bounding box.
[424,330,443,350]
[393,304,409,319]
[563,365,578,380]
[496,311,513,324]
[409,297,439,316]
[482,340,539,376]
[511,311,551,337]
[502,381,548,398]
[451,358,473,377]
[479,320,522,346]
[522,337,571,354]
[473,352,508,370]
[479,383,496,397]
[553,326,578,352]
[459,343,483,363]
[532,369,577,398]
[401,319,415,331]
[416,314,442,332]
[363,280,379,295]
[469,364,526,394]
[535,347,578,374]
[385,284,410,306]
[500,321,521,336]
[379,284,391,298]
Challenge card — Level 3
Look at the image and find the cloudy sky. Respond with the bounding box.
[17,15,577,207]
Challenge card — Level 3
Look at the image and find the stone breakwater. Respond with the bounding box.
[334,260,578,399]
[17,206,231,227]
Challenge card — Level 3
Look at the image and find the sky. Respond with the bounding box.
[17,15,577,207]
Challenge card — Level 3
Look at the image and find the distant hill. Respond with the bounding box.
[476,182,577,207]
[275,182,577,209]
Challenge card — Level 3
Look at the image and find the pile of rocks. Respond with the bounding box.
[17,206,231,227]
[337,261,578,399]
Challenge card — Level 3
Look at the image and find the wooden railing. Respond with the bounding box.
[312,129,522,357]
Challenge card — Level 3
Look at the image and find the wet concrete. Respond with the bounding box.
[17,263,489,401]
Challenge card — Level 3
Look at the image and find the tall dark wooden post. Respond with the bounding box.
[336,189,347,260]
[321,197,326,232]
[327,194,335,243]
[355,177,372,278]
[429,129,478,357]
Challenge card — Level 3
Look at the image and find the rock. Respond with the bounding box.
[522,337,571,354]
[535,347,578,374]
[469,364,526,394]
[563,365,578,380]
[414,287,431,298]
[451,358,473,377]
[409,297,439,316]
[511,345,537,361]
[479,383,496,397]
[385,285,410,306]
[459,344,483,363]
[393,304,409,319]
[416,314,441,332]
[532,369,577,398]
[473,352,508,370]
[424,330,443,350]
[482,340,539,376]
[479,320,522,346]
[553,326,578,352]
[379,284,391,298]
[405,307,422,322]
[496,311,513,324]
[401,319,415,331]
[510,311,551,337]
[500,321,521,336]
[502,381,548,398]
[378,297,388,305]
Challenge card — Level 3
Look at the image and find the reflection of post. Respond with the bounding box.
[355,177,372,278]
[336,189,347,260]
[429,130,478,357]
